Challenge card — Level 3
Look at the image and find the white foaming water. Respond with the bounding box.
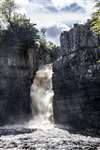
[29,64,54,130]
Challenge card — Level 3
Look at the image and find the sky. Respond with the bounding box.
[14,0,95,45]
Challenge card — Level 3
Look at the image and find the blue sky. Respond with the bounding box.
[15,0,95,45]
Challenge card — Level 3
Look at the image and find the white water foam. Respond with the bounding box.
[29,64,54,130]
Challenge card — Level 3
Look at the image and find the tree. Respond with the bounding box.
[37,28,47,49]
[91,0,100,34]
[0,0,16,26]
[0,0,40,50]
[8,13,40,50]
[0,0,57,53]
[47,41,58,50]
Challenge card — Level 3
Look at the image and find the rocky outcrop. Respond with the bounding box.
[53,22,100,133]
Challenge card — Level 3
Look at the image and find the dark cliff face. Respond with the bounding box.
[0,32,59,125]
[53,23,100,133]
[0,36,38,124]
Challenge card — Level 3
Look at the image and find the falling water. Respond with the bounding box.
[29,64,54,129]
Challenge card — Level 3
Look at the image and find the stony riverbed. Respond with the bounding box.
[0,126,100,150]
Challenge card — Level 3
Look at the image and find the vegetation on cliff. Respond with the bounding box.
[0,0,40,51]
[91,0,100,34]
[91,0,100,62]
[0,0,58,54]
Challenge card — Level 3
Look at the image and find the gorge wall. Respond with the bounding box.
[0,34,38,124]
[53,22,100,133]
[0,30,58,125]
[0,21,100,134]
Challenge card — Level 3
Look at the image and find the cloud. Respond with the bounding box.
[30,10,89,28]
[61,3,86,13]
[13,0,95,45]
[51,0,95,14]
[15,0,31,15]
[45,24,70,44]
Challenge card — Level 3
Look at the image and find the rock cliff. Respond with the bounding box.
[0,32,39,124]
[53,22,100,133]
[0,30,59,125]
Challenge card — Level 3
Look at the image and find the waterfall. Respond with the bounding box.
[29,64,54,129]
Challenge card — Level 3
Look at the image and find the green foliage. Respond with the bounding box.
[9,14,40,50]
[38,28,47,49]
[91,1,100,34]
[0,0,57,53]
[0,13,40,51]
[47,42,58,50]
[0,0,40,51]
[0,0,16,24]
